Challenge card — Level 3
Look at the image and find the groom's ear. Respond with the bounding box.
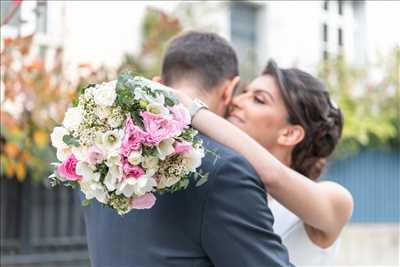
[152,76,163,84]
[222,76,240,107]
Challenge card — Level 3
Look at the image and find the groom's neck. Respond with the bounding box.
[169,80,222,114]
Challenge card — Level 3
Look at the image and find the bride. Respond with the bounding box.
[166,59,354,266]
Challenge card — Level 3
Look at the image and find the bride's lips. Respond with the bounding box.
[228,114,244,124]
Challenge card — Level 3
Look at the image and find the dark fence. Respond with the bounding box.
[0,177,89,267]
[324,149,399,223]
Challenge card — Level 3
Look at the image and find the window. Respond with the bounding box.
[230,2,259,80]
[338,28,343,47]
[35,0,47,33]
[323,23,328,43]
[323,1,329,11]
[338,0,344,15]
[0,0,21,27]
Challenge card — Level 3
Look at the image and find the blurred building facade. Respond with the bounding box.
[2,1,398,78]
[1,1,399,266]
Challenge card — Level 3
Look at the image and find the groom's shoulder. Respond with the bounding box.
[197,133,263,187]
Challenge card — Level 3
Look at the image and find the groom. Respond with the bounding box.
[82,31,293,267]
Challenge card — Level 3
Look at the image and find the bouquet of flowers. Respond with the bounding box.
[49,74,205,215]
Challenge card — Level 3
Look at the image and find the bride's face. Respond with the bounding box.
[227,75,289,150]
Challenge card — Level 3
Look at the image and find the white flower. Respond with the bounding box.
[156,138,175,160]
[72,146,89,162]
[93,82,117,107]
[56,147,72,161]
[96,106,111,120]
[128,149,143,165]
[157,175,180,189]
[84,86,96,98]
[142,156,159,170]
[97,129,123,153]
[80,180,108,204]
[76,161,100,182]
[116,175,156,198]
[104,164,123,191]
[106,152,122,167]
[182,148,204,172]
[133,85,165,105]
[50,126,69,149]
[62,107,83,131]
[146,102,169,115]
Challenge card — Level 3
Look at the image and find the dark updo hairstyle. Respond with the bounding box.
[262,60,343,180]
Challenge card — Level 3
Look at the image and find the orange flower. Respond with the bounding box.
[4,143,20,158]
[15,161,26,182]
[33,130,48,148]
[4,158,15,177]
[20,152,31,162]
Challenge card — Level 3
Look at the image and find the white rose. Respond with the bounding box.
[50,126,69,149]
[104,164,123,191]
[76,161,100,182]
[142,156,159,170]
[182,148,204,172]
[80,181,108,204]
[93,83,117,107]
[62,107,83,131]
[156,138,175,160]
[128,150,143,165]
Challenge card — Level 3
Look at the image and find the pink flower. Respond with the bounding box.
[141,111,179,146]
[122,159,145,179]
[87,146,104,165]
[120,117,146,157]
[57,154,81,181]
[174,141,192,154]
[170,104,191,131]
[131,193,156,209]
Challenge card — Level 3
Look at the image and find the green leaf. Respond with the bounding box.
[195,173,208,187]
[63,135,80,147]
[81,199,92,206]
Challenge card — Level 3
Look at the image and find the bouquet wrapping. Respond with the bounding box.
[49,74,205,214]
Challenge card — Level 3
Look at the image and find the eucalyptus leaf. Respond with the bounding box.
[81,199,92,206]
[63,135,80,147]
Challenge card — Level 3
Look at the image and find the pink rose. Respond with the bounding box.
[57,154,81,181]
[174,141,192,154]
[141,111,179,146]
[170,104,191,131]
[122,159,145,179]
[87,146,104,165]
[120,117,146,157]
[130,193,156,209]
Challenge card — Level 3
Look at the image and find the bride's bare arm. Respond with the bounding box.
[173,89,353,248]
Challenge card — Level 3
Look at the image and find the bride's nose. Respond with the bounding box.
[231,93,246,110]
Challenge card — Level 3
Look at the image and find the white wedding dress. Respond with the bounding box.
[269,199,340,266]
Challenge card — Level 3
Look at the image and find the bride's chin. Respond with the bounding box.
[228,117,244,129]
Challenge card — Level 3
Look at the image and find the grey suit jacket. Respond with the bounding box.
[81,134,293,267]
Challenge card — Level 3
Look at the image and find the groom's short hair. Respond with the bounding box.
[162,31,238,91]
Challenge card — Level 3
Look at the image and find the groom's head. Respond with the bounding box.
[160,31,240,116]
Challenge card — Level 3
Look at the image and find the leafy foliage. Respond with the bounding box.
[318,48,399,158]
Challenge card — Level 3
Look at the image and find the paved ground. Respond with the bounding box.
[335,224,399,266]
